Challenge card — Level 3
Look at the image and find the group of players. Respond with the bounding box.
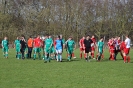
[1,34,131,63]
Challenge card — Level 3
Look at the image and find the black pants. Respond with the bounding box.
[21,48,25,59]
[28,47,33,58]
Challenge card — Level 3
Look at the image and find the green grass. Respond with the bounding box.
[0,48,133,88]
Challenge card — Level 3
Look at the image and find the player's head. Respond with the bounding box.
[4,37,7,40]
[60,34,62,39]
[92,35,95,38]
[49,35,51,38]
[82,36,85,39]
[100,37,103,41]
[69,36,72,40]
[45,34,49,38]
[86,35,90,39]
[125,35,129,38]
[57,35,60,40]
[118,37,120,40]
[17,37,19,40]
[37,35,40,38]
[29,36,32,38]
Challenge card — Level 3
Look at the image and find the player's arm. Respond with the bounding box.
[83,40,86,49]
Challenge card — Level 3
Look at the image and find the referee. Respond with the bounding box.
[83,35,93,61]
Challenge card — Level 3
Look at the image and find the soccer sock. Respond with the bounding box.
[18,53,21,59]
[25,53,28,58]
[68,54,71,61]
[60,55,62,61]
[84,54,86,58]
[72,53,74,57]
[91,53,94,58]
[127,56,130,63]
[124,56,127,62]
[38,53,41,59]
[33,54,36,59]
[88,56,91,60]
[80,53,82,58]
[111,55,114,60]
[45,55,47,61]
[98,55,101,61]
[96,54,98,59]
[58,54,60,61]
[102,54,104,59]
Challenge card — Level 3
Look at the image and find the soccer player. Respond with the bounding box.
[97,37,104,61]
[108,38,115,60]
[83,35,93,61]
[1,37,9,58]
[27,36,33,58]
[91,35,96,59]
[55,36,63,62]
[44,35,53,63]
[66,36,76,61]
[123,35,131,63]
[33,35,42,60]
[14,37,21,59]
[79,36,85,59]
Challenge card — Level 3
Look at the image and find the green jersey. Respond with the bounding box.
[67,40,75,49]
[2,40,8,47]
[61,39,65,44]
[97,40,104,53]
[14,39,21,48]
[97,41,104,49]
[45,38,53,48]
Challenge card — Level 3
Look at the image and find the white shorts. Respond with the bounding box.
[56,49,62,54]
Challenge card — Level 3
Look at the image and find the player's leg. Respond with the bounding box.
[25,48,28,58]
[126,48,130,63]
[44,49,49,63]
[67,49,72,61]
[91,47,95,59]
[5,47,8,58]
[58,49,62,62]
[2,47,6,57]
[38,48,41,59]
[33,48,37,60]
[97,48,103,61]
[17,48,21,59]
[56,49,60,62]
[88,48,92,61]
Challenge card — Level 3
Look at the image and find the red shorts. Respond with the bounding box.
[110,49,115,53]
[124,48,130,55]
[91,47,95,51]
[80,48,85,51]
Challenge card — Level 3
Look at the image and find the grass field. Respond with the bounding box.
[0,48,133,88]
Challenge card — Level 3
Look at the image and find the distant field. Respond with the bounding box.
[0,48,133,88]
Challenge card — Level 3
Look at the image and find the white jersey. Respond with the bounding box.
[125,38,131,48]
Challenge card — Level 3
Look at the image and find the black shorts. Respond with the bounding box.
[85,48,91,53]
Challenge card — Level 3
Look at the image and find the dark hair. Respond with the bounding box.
[58,35,60,39]
[86,35,90,37]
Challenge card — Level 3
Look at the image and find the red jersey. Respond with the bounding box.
[109,40,115,50]
[33,38,42,47]
[79,38,84,47]
[120,41,126,50]
[54,39,57,48]
[91,38,96,47]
